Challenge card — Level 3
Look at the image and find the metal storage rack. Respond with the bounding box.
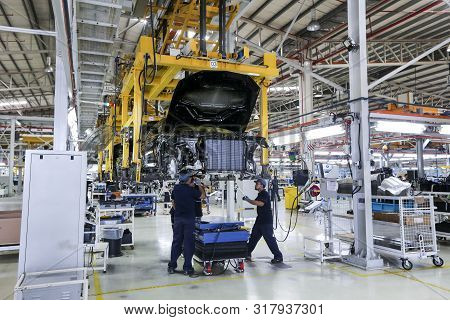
[415,191,450,240]
[372,196,444,270]
[95,207,135,248]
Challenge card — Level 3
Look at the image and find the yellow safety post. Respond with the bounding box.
[105,140,114,180]
[132,67,143,182]
[121,94,130,169]
[98,151,103,181]
[260,80,269,170]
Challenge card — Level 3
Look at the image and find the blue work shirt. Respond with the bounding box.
[171,183,202,220]
[255,189,273,225]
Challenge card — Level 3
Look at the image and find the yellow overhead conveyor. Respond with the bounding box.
[97,0,279,183]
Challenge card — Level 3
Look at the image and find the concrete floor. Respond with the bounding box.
[1,203,449,300]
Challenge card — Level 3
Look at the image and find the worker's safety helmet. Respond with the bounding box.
[254,178,266,188]
[179,170,194,183]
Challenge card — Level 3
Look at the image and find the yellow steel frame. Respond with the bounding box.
[98,1,279,183]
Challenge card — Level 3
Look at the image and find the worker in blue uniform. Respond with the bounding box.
[243,178,283,264]
[168,171,206,275]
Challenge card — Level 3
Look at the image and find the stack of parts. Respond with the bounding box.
[194,219,249,261]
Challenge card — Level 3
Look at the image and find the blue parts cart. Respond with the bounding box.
[194,217,249,275]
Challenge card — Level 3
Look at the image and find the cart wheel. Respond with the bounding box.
[432,256,444,267]
[237,260,245,273]
[130,245,135,250]
[402,259,413,270]
[324,243,330,249]
[203,262,212,276]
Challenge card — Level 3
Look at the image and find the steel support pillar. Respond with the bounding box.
[53,21,68,151]
[226,180,235,220]
[8,119,15,196]
[345,0,383,270]
[218,0,226,58]
[260,81,269,177]
[199,0,207,56]
[17,145,23,194]
[417,138,425,179]
[303,60,313,123]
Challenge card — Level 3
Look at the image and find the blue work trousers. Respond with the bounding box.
[169,217,195,271]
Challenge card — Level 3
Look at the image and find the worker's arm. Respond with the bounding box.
[246,198,265,207]
[198,184,206,200]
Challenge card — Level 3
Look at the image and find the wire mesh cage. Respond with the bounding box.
[372,195,442,269]
[328,196,354,239]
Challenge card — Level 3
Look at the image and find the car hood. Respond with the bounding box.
[164,71,260,133]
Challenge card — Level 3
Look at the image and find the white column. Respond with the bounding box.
[52,0,69,151]
[53,28,68,151]
[8,119,15,196]
[417,138,425,179]
[300,60,314,173]
[346,0,383,269]
[17,145,23,194]
[304,60,313,123]
[226,180,235,220]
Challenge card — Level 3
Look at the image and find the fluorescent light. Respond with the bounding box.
[330,151,345,156]
[272,133,302,146]
[187,30,196,38]
[0,99,27,107]
[305,125,345,140]
[440,125,450,135]
[392,153,404,158]
[314,151,330,156]
[375,121,425,134]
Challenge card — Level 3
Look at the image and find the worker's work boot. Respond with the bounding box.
[167,266,175,274]
[183,269,195,276]
[271,258,283,264]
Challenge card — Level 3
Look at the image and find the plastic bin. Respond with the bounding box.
[103,228,123,257]
[284,186,300,209]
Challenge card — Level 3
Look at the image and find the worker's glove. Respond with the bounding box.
[242,196,250,202]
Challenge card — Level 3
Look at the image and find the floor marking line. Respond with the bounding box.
[326,262,450,292]
[91,267,318,297]
[93,271,104,300]
[90,254,450,298]
[387,271,450,294]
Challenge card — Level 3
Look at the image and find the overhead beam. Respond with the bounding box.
[0,49,52,56]
[238,36,345,92]
[0,25,56,37]
[0,85,55,92]
[0,115,54,122]
[276,0,306,54]
[368,37,450,90]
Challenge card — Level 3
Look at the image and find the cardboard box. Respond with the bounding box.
[0,210,21,245]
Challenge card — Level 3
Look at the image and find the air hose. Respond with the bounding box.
[272,180,314,243]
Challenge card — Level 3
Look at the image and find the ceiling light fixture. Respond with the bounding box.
[0,99,27,107]
[307,0,321,32]
[305,125,345,140]
[375,121,425,134]
[272,133,302,146]
[44,56,54,73]
[440,125,450,135]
